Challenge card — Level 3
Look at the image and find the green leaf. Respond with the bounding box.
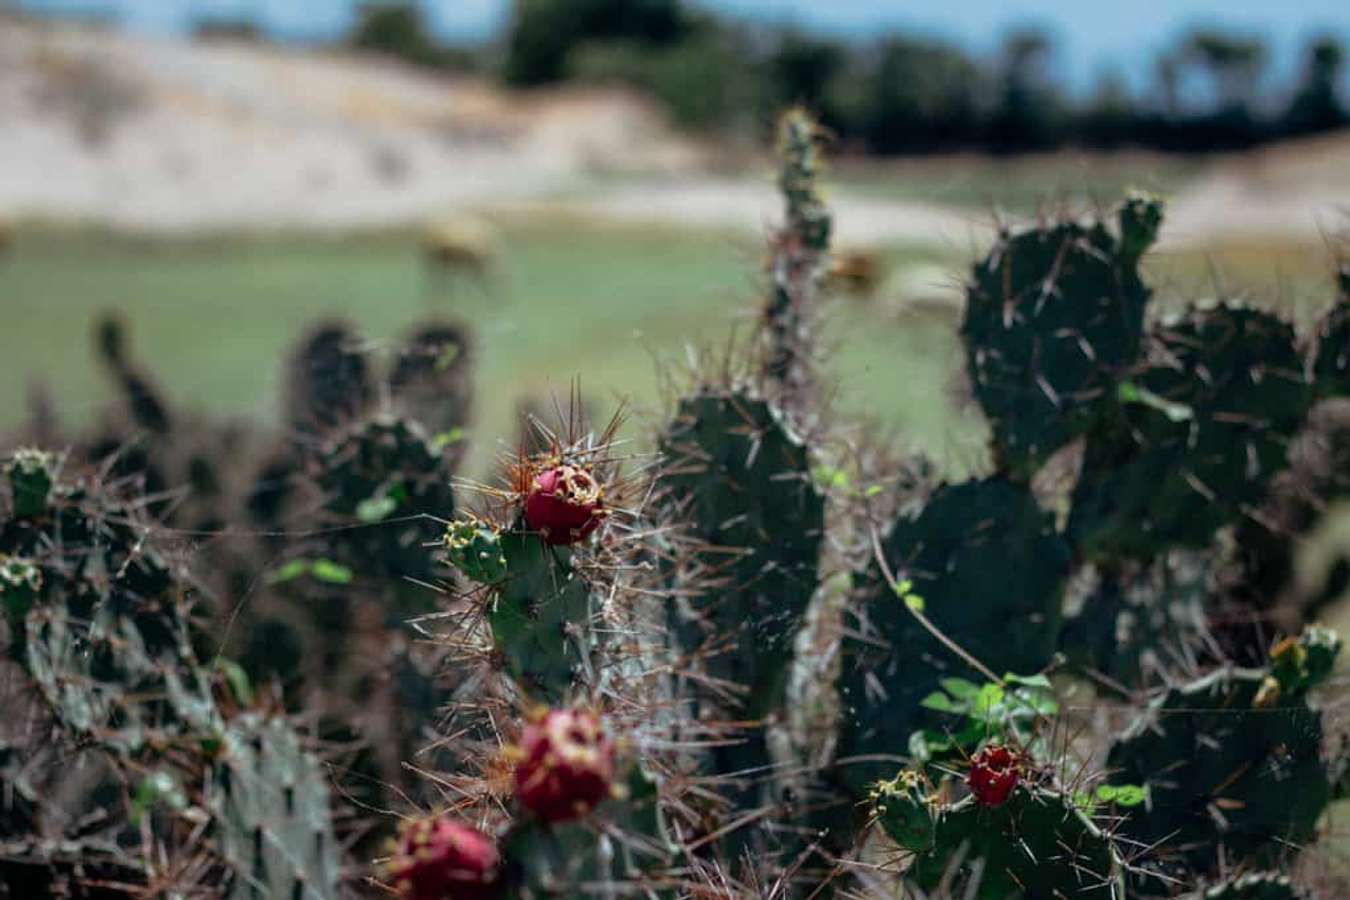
[938,677,981,701]
[1003,672,1052,689]
[310,559,354,585]
[920,691,959,713]
[213,659,254,707]
[1117,380,1193,422]
[356,494,399,523]
[1096,784,1146,807]
[432,427,466,451]
[132,771,187,824]
[972,683,1005,718]
[267,559,311,584]
[904,593,926,612]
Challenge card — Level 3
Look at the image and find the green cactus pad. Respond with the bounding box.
[904,788,1125,900]
[962,203,1156,479]
[1070,303,1313,559]
[1192,873,1311,900]
[837,477,1068,794]
[308,415,456,598]
[488,531,593,704]
[660,391,824,722]
[1107,667,1331,883]
[2,470,209,751]
[870,769,936,852]
[210,713,341,900]
[1312,288,1350,398]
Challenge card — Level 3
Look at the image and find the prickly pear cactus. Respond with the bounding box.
[388,320,475,450]
[762,108,832,413]
[486,530,593,705]
[285,320,373,435]
[1312,277,1350,397]
[837,476,1069,793]
[874,778,1125,899]
[209,713,341,900]
[1057,550,1212,686]
[962,195,1160,479]
[660,389,824,726]
[1107,639,1335,885]
[1191,873,1311,900]
[305,413,457,595]
[1,449,209,751]
[1070,302,1313,559]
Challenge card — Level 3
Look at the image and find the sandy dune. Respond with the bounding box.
[2,17,1347,248]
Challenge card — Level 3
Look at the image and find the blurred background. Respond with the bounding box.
[2,0,1348,476]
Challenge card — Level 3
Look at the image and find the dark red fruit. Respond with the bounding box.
[967,745,1020,807]
[514,707,616,822]
[386,816,500,900]
[522,464,605,545]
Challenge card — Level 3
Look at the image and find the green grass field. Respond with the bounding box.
[3,213,1339,481]
[0,219,982,479]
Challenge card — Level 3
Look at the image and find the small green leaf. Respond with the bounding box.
[1097,784,1146,806]
[267,559,311,584]
[213,659,254,707]
[864,484,884,497]
[1118,380,1193,422]
[132,771,187,824]
[939,678,981,701]
[310,559,354,584]
[432,427,466,451]
[972,683,1005,718]
[356,494,399,523]
[1003,672,1052,690]
[920,691,958,712]
[904,593,925,612]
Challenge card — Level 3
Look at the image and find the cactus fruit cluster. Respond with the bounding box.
[7,107,1350,898]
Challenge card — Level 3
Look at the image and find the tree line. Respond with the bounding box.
[334,0,1348,154]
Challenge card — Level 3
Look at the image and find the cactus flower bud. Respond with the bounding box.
[522,464,605,545]
[513,707,616,822]
[387,816,501,900]
[444,516,509,584]
[967,745,1020,807]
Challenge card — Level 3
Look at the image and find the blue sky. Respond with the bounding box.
[14,0,1350,89]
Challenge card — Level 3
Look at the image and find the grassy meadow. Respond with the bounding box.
[0,218,982,479]
[2,197,1342,482]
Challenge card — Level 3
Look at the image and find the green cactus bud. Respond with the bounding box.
[5,448,54,519]
[870,769,935,852]
[1196,872,1311,900]
[444,516,508,585]
[0,553,41,622]
[1119,189,1165,261]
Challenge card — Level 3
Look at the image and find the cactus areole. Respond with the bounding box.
[522,463,605,545]
[967,745,1020,807]
[388,817,501,900]
[514,707,616,822]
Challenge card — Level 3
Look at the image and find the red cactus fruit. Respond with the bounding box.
[514,707,616,822]
[386,816,501,900]
[522,463,605,545]
[967,745,1021,807]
